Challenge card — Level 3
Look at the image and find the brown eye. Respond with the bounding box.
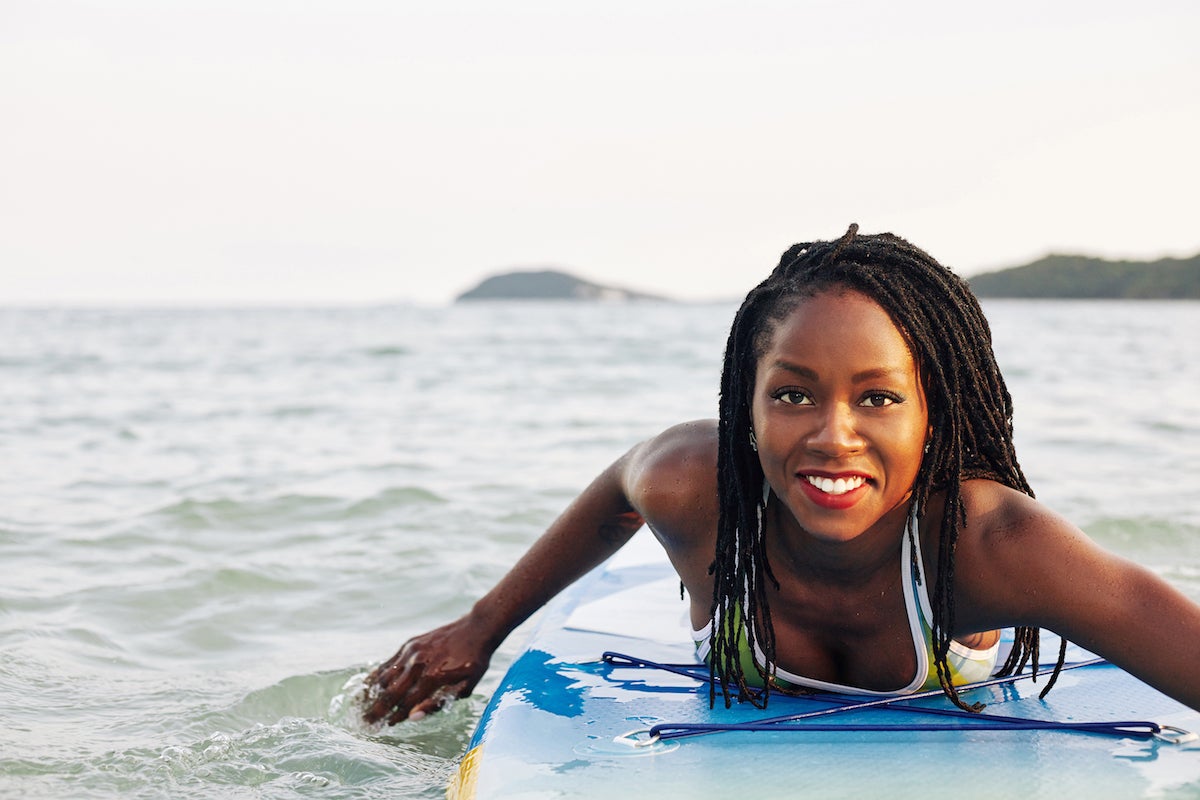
[772,389,812,405]
[860,393,899,408]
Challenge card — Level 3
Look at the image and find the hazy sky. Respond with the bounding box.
[3,1,1198,306]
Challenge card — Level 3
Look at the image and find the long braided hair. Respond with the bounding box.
[710,224,1065,712]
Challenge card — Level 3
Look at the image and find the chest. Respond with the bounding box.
[757,567,923,691]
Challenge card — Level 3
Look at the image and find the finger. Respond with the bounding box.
[381,675,438,724]
[365,695,403,725]
[366,658,398,689]
[377,671,449,725]
[364,663,392,694]
[367,640,418,684]
[363,664,423,724]
[405,679,472,722]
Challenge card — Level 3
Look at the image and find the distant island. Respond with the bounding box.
[968,253,1200,299]
[454,253,1200,303]
[456,269,669,302]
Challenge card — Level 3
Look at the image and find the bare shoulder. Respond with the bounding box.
[956,479,1068,544]
[953,479,1086,569]
[950,479,1129,628]
[951,481,1200,711]
[621,419,719,547]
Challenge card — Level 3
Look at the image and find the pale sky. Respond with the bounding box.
[3,0,1198,306]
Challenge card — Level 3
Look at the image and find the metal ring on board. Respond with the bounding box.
[612,728,661,748]
[1153,725,1199,745]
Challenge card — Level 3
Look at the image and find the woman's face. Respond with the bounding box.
[751,288,929,544]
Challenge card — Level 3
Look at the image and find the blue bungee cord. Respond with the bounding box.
[600,651,1198,746]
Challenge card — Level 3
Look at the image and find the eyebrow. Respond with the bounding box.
[770,360,910,383]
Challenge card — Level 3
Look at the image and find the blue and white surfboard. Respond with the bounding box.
[449,531,1200,799]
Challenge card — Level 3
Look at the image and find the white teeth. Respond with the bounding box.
[807,475,865,495]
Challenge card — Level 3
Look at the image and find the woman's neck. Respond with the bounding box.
[766,497,913,589]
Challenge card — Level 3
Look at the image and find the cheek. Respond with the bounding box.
[750,416,791,471]
[884,419,929,471]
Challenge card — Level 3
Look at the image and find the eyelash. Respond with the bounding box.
[770,389,905,407]
[860,391,904,408]
[770,388,811,405]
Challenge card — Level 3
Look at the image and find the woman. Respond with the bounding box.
[363,225,1200,725]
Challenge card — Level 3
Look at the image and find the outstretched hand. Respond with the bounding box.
[362,617,493,725]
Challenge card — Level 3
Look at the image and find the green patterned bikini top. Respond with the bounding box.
[692,510,1001,695]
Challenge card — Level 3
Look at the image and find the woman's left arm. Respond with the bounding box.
[958,485,1200,711]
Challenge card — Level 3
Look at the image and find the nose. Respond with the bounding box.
[806,402,865,457]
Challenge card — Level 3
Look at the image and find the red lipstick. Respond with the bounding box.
[797,473,870,510]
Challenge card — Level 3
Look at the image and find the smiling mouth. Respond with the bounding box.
[805,475,866,495]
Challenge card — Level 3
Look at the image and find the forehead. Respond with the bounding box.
[758,289,917,375]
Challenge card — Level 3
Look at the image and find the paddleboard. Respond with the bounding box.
[448,530,1200,799]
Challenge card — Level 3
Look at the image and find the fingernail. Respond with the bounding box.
[407,710,426,722]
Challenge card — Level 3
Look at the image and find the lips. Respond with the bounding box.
[798,471,870,509]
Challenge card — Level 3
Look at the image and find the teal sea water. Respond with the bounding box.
[1,300,1198,798]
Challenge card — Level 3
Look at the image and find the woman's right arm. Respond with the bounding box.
[361,424,705,725]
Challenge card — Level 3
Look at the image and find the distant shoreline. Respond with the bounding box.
[456,254,1200,303]
[967,253,1200,299]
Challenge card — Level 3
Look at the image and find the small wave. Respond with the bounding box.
[92,668,477,797]
[360,345,410,359]
[21,353,109,372]
[265,404,334,419]
[147,494,346,531]
[223,669,368,726]
[203,565,315,595]
[1142,419,1194,435]
[344,487,447,517]
[1084,516,1200,551]
[91,717,418,797]
[145,486,450,532]
[0,661,475,796]
[1083,517,1200,599]
[30,413,113,430]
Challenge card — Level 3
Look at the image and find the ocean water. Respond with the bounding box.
[1,299,1197,798]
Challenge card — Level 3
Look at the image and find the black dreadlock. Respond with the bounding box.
[710,224,1066,712]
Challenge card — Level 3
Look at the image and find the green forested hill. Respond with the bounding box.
[968,253,1200,299]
